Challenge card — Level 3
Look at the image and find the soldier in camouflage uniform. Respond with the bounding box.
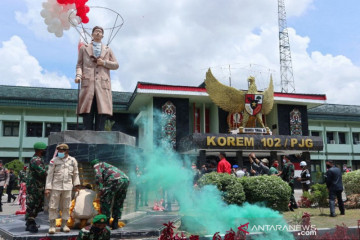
[279,155,298,211]
[90,159,129,229]
[77,214,110,240]
[25,142,47,233]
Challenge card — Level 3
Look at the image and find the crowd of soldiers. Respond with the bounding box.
[18,141,129,239]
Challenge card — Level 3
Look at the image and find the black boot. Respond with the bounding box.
[26,219,39,233]
[0,205,2,212]
[111,217,119,230]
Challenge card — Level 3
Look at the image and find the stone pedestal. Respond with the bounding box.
[47,130,138,215]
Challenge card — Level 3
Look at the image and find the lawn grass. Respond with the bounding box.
[282,207,360,229]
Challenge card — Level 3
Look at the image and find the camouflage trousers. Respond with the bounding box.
[25,186,44,220]
[100,178,129,220]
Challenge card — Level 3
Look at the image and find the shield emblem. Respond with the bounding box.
[245,94,263,116]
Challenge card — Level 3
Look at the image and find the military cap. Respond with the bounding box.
[90,159,100,167]
[93,214,107,224]
[34,142,47,150]
[56,143,69,150]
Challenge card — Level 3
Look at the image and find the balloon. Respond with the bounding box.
[55,29,63,37]
[47,25,55,33]
[44,17,52,25]
[50,18,61,28]
[40,9,49,18]
[82,15,89,23]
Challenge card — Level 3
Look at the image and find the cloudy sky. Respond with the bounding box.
[1,0,360,105]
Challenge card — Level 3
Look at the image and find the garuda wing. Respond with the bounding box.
[261,74,274,115]
[205,69,245,113]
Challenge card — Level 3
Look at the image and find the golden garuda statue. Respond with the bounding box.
[205,69,274,128]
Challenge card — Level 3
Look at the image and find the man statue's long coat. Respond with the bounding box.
[76,43,119,116]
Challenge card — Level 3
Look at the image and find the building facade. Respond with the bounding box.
[2,82,359,176]
[308,104,360,175]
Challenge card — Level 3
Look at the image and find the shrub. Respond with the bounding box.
[343,169,360,195]
[197,172,245,206]
[343,194,360,209]
[308,184,328,214]
[239,175,291,211]
[297,191,312,208]
[4,159,24,176]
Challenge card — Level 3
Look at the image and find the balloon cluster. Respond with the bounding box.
[40,0,90,38]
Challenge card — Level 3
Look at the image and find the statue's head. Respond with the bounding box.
[92,26,104,42]
[92,26,104,34]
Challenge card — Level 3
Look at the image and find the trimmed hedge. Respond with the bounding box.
[240,175,291,211]
[343,170,360,195]
[198,172,246,206]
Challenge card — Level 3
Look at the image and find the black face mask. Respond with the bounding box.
[91,226,102,234]
[326,164,331,169]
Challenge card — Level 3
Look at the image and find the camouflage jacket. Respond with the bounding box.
[281,162,294,183]
[27,155,47,188]
[77,225,111,240]
[94,162,129,190]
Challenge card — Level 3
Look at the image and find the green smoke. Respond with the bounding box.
[129,110,293,240]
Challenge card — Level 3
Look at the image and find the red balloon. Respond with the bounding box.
[82,16,89,24]
[84,5,90,13]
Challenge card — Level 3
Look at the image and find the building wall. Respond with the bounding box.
[0,107,79,162]
[308,120,360,173]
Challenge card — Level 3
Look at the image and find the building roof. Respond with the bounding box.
[308,104,360,121]
[135,81,326,99]
[0,85,132,111]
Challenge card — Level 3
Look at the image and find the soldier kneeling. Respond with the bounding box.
[77,214,110,240]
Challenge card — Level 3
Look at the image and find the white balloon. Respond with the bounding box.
[42,1,50,9]
[48,0,57,5]
[59,11,68,22]
[44,17,52,25]
[52,4,63,14]
[47,25,55,33]
[50,18,61,28]
[55,29,64,38]
[40,9,49,18]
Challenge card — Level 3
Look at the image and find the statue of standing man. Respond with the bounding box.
[75,26,119,131]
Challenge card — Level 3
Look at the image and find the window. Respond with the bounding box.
[326,132,335,144]
[67,123,84,130]
[3,121,19,136]
[353,132,360,144]
[194,108,200,133]
[311,131,320,137]
[205,109,210,133]
[338,132,347,144]
[45,122,61,137]
[26,122,43,137]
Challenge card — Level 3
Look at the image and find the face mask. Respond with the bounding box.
[58,152,65,158]
[326,164,331,169]
[282,159,286,163]
[273,163,278,167]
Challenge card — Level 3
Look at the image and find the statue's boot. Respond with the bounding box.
[61,219,70,232]
[48,220,56,234]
